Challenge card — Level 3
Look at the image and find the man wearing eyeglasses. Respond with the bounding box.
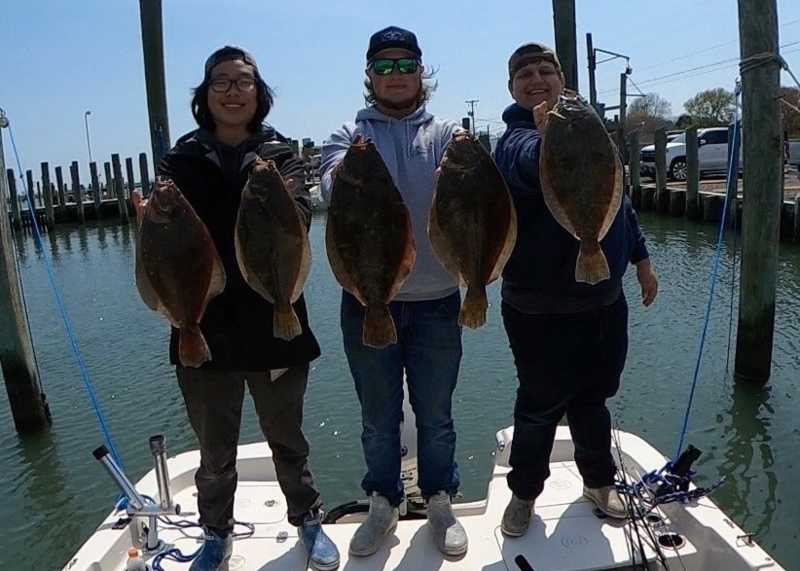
[320,26,468,559]
[492,42,659,538]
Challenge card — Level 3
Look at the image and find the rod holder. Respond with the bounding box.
[149,435,173,511]
[92,445,145,511]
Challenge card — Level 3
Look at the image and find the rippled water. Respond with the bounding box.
[0,212,798,570]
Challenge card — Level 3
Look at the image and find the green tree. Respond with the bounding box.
[779,86,800,137]
[683,88,735,127]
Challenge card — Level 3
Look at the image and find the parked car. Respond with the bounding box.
[788,139,800,168]
[640,127,742,182]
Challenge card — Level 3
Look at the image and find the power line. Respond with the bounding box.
[598,39,800,95]
[632,17,800,75]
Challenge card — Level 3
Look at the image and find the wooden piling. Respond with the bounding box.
[703,194,724,223]
[7,170,20,231]
[629,132,641,207]
[125,157,136,206]
[71,161,85,224]
[55,166,67,218]
[685,126,701,219]
[669,190,686,216]
[90,162,101,217]
[735,0,782,385]
[138,153,151,196]
[654,128,669,213]
[25,170,35,211]
[794,196,800,243]
[104,162,114,199]
[640,187,655,211]
[139,0,172,167]
[552,0,578,91]
[41,163,54,230]
[0,122,49,433]
[112,154,129,224]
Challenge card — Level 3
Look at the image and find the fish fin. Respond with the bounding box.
[135,244,160,312]
[202,243,227,316]
[178,324,211,368]
[539,155,578,238]
[363,304,397,348]
[489,189,518,284]
[291,206,312,303]
[598,153,624,241]
[325,218,365,303]
[427,190,464,284]
[575,240,610,285]
[273,303,303,341]
[387,205,417,301]
[459,285,488,329]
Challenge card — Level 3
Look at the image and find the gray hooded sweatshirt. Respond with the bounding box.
[320,106,462,302]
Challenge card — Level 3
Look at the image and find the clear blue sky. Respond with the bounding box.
[2,0,800,184]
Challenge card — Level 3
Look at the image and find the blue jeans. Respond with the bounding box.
[501,293,629,500]
[340,290,462,506]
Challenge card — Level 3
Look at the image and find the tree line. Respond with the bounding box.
[624,86,800,136]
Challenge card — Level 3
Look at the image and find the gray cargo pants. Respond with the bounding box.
[176,363,321,534]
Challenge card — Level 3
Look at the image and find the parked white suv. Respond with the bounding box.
[640,127,741,182]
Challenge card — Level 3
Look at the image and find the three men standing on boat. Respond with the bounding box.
[152,28,658,571]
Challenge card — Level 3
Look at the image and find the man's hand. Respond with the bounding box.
[132,190,148,227]
[635,258,659,307]
[533,101,550,131]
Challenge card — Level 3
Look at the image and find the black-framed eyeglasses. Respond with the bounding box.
[209,77,257,93]
[368,58,421,76]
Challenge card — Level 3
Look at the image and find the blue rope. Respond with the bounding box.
[4,120,124,470]
[150,519,255,571]
[673,82,742,461]
[616,461,726,511]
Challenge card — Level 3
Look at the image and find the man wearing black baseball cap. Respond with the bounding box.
[319,25,468,559]
[492,41,658,538]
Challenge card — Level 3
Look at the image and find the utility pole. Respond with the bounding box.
[587,33,597,107]
[0,108,50,433]
[618,73,628,161]
[139,0,171,170]
[465,99,479,135]
[552,0,578,91]
[735,0,782,385]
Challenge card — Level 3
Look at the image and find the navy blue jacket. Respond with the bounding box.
[493,103,649,299]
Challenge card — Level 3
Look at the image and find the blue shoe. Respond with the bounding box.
[298,509,340,571]
[190,528,232,571]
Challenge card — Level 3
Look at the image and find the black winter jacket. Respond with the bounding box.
[156,125,321,371]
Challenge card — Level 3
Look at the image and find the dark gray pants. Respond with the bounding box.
[176,364,321,533]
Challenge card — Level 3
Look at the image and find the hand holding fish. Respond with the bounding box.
[635,258,659,307]
[533,100,550,131]
[131,189,148,227]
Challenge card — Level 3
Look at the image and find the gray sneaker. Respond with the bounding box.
[426,491,468,556]
[583,485,628,519]
[348,493,399,557]
[501,495,534,537]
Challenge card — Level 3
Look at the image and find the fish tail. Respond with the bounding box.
[179,325,211,368]
[575,240,610,285]
[459,285,488,329]
[274,304,303,341]
[363,304,397,348]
